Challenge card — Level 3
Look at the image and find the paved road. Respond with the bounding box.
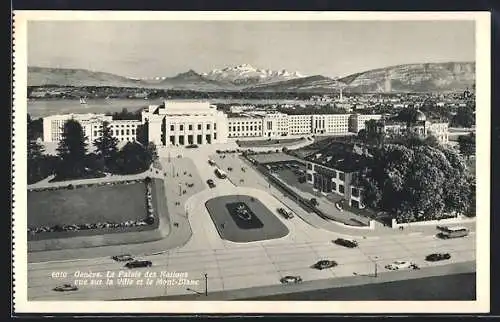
[26,143,477,301]
[28,229,475,300]
[139,262,476,301]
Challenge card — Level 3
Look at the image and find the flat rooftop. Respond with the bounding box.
[304,142,373,173]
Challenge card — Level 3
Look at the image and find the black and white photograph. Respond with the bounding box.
[13,11,490,313]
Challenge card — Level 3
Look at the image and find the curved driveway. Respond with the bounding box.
[26,143,477,300]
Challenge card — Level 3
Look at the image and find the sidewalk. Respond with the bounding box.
[208,153,476,238]
[28,166,164,190]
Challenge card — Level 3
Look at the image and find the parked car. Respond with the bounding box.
[277,207,294,219]
[186,144,199,149]
[125,260,152,268]
[333,238,358,248]
[385,261,415,270]
[280,275,303,284]
[425,253,451,262]
[112,254,134,262]
[207,179,216,188]
[53,284,78,292]
[312,260,338,270]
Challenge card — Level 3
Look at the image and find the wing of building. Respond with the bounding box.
[42,101,448,147]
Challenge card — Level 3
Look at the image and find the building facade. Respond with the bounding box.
[43,113,113,143]
[43,113,142,144]
[288,114,313,136]
[227,116,263,138]
[142,101,228,146]
[304,145,368,209]
[348,113,383,133]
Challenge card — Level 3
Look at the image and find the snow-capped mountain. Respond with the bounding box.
[202,64,305,86]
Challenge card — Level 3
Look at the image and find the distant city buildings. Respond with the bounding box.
[366,110,449,144]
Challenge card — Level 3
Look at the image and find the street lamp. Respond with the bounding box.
[370,256,379,278]
[204,273,208,296]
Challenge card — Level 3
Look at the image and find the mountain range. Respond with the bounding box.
[28,62,475,93]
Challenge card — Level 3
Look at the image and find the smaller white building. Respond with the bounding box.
[348,114,383,133]
[43,113,113,143]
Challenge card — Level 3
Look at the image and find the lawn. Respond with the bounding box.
[28,182,148,228]
[205,195,289,242]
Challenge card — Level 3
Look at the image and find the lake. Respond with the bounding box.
[27,98,310,118]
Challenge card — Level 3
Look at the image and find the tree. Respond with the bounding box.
[115,142,153,175]
[93,121,119,171]
[27,114,43,141]
[147,142,159,162]
[357,143,473,223]
[357,129,367,142]
[55,119,88,179]
[458,133,475,159]
[452,105,475,128]
[136,121,149,146]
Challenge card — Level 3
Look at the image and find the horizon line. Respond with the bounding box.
[27,60,476,80]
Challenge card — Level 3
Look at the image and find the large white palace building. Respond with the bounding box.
[42,100,449,146]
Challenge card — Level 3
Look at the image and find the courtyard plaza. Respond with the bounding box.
[27,143,476,300]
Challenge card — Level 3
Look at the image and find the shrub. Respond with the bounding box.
[145,216,155,225]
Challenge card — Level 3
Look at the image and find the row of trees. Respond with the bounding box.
[27,117,157,183]
[356,139,475,223]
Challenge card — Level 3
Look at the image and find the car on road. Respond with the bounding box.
[112,254,134,262]
[277,207,294,219]
[312,260,338,270]
[207,179,216,188]
[333,238,358,248]
[53,284,78,292]
[385,261,415,270]
[280,276,303,284]
[125,260,152,269]
[425,253,451,262]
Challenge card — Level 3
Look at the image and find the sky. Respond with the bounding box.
[28,20,475,78]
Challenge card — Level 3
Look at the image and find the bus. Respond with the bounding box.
[438,226,469,239]
[214,168,227,179]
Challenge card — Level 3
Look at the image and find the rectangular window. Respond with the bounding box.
[352,187,359,197]
[339,172,345,181]
[131,129,135,135]
[170,125,175,131]
[126,129,130,135]
[207,124,211,130]
[246,126,249,131]
[214,133,217,140]
[121,130,124,135]
[214,123,217,130]
[339,185,345,194]
[180,125,184,131]
[198,124,202,130]
[307,163,313,170]
[189,124,193,131]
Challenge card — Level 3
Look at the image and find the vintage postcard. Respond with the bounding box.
[13,11,490,313]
